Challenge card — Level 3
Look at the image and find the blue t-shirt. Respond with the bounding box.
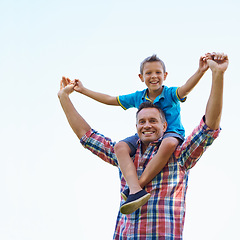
[117,86,185,137]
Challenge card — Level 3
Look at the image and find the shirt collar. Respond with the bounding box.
[141,86,166,102]
[137,136,163,147]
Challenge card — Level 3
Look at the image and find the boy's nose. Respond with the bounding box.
[151,73,157,78]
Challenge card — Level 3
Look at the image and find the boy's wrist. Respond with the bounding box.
[78,86,87,94]
[197,67,207,75]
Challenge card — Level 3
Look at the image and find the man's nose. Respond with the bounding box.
[143,121,151,128]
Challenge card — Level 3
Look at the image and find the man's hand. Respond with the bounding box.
[206,52,229,73]
[58,76,75,98]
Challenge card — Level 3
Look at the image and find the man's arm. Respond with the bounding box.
[58,77,119,167]
[205,52,228,130]
[73,79,119,106]
[58,77,91,139]
[176,52,228,170]
[177,55,209,99]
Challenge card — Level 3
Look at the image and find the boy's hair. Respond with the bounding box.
[140,54,166,75]
[136,102,166,123]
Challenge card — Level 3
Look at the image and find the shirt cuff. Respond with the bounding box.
[201,115,221,138]
[176,88,187,102]
[80,129,97,146]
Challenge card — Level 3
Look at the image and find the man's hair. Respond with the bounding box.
[136,102,166,123]
[140,54,166,75]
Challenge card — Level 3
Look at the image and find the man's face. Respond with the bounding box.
[139,61,168,92]
[136,108,167,147]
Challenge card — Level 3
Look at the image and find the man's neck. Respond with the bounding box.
[140,142,149,154]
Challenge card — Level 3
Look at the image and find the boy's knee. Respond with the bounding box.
[114,141,131,154]
[164,137,179,150]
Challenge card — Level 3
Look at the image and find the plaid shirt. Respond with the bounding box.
[80,117,220,240]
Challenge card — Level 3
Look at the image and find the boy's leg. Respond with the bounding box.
[115,141,151,214]
[114,141,142,194]
[139,136,179,188]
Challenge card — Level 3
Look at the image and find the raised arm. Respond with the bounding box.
[73,79,119,106]
[205,52,228,130]
[58,77,91,139]
[177,55,209,99]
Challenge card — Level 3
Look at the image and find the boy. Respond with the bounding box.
[71,54,209,214]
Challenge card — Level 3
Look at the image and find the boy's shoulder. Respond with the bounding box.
[163,85,178,91]
[120,88,147,97]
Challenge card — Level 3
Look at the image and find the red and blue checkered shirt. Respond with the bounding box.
[80,117,220,239]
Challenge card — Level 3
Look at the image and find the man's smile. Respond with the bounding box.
[142,130,155,136]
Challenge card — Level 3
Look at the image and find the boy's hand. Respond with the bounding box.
[199,55,209,73]
[206,52,229,73]
[58,76,75,98]
[73,79,85,93]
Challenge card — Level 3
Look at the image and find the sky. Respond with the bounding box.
[0,0,240,239]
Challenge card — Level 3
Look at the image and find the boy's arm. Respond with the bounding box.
[73,79,119,106]
[177,55,209,99]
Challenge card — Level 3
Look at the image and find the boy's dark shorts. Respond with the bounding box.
[120,132,184,157]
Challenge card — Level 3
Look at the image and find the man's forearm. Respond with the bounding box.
[205,70,224,130]
[59,92,91,139]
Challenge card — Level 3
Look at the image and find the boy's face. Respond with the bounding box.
[139,61,168,92]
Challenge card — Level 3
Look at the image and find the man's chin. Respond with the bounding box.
[142,136,158,143]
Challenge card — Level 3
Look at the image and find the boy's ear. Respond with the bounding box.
[138,74,144,82]
[164,72,168,80]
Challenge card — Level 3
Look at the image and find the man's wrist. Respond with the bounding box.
[211,69,225,76]
[58,91,70,99]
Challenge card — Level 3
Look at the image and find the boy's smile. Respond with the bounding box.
[139,61,168,96]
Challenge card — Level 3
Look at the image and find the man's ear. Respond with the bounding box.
[138,74,144,82]
[163,121,168,132]
[163,72,168,81]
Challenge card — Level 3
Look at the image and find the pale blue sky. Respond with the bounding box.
[1,0,240,239]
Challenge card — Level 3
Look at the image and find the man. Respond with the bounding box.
[58,52,228,239]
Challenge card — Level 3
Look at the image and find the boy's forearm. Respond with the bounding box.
[81,88,119,106]
[178,68,206,99]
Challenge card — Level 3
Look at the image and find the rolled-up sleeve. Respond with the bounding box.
[80,129,118,167]
[174,116,221,170]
